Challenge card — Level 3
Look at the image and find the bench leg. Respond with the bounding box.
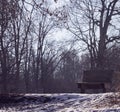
[102,84,106,93]
[81,87,85,93]
[103,87,106,93]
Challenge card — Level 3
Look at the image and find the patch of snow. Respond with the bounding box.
[0,93,120,112]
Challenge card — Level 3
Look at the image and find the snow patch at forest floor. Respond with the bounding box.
[0,93,120,112]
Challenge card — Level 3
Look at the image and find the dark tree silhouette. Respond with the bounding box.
[66,0,120,70]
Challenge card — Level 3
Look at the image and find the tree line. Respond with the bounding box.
[0,0,82,93]
[0,0,120,94]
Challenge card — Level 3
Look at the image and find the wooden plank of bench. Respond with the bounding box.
[77,82,106,93]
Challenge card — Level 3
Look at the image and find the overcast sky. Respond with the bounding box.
[50,0,72,41]
[49,0,70,9]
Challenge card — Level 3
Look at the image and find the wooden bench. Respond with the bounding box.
[77,70,113,93]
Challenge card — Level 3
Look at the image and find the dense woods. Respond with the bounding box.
[0,0,120,93]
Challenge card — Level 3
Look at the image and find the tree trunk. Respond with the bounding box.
[1,70,7,94]
[15,63,20,93]
[24,71,30,93]
[97,35,106,69]
[0,35,8,93]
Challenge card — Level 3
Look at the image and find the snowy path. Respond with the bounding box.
[0,93,120,112]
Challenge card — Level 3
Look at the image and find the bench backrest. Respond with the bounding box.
[83,70,114,83]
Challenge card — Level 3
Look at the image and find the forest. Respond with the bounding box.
[0,0,120,94]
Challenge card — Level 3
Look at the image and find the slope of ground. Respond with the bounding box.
[0,93,120,112]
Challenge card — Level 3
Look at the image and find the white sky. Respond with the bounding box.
[50,29,72,41]
[48,0,72,42]
[49,0,70,9]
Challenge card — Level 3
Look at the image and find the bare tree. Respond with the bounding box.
[9,1,35,92]
[31,1,58,92]
[66,0,120,69]
[60,49,80,81]
[0,0,19,93]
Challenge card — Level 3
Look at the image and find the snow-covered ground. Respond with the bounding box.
[0,93,120,112]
